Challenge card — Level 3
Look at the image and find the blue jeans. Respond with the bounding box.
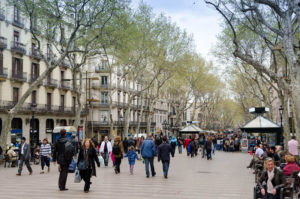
[144,157,155,177]
[162,160,170,177]
[178,145,182,154]
[41,156,50,170]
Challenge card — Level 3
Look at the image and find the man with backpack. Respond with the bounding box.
[112,136,124,174]
[53,129,75,191]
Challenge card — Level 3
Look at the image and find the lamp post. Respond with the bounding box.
[162,120,168,136]
[279,105,284,146]
[30,103,37,155]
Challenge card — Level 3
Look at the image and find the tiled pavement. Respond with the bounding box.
[0,150,254,199]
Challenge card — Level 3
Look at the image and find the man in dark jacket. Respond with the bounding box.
[158,136,175,179]
[53,129,72,191]
[16,137,32,176]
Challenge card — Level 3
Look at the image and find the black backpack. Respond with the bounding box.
[112,143,121,155]
[171,141,176,147]
[64,140,75,162]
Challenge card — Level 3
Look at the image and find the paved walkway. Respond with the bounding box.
[0,151,254,199]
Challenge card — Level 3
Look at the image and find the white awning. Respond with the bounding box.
[53,126,77,133]
[180,124,204,133]
[242,116,279,128]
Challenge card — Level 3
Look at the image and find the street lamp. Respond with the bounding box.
[30,103,37,156]
[279,105,284,146]
[162,120,169,136]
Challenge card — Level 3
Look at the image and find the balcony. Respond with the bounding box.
[61,59,70,69]
[114,121,125,126]
[91,82,109,90]
[0,36,7,49]
[129,121,138,126]
[0,68,8,81]
[95,66,110,73]
[0,8,5,21]
[88,121,110,127]
[91,101,109,108]
[43,78,58,88]
[29,48,42,60]
[11,72,27,82]
[60,81,71,90]
[12,17,24,29]
[11,41,26,55]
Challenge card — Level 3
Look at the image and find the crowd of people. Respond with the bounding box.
[248,136,300,198]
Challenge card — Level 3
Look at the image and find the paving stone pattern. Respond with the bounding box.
[0,151,254,199]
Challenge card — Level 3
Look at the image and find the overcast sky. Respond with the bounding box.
[130,0,223,61]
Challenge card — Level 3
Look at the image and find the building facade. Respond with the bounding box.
[0,1,85,148]
[85,55,169,140]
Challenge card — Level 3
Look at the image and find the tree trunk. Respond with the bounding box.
[109,73,114,139]
[123,107,131,139]
[291,76,300,143]
[282,93,290,148]
[74,72,83,129]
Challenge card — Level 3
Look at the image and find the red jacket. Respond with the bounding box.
[283,162,300,176]
[184,138,191,148]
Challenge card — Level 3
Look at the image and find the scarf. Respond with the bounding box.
[84,149,89,167]
[267,169,275,194]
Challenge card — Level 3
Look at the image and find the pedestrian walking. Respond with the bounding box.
[100,136,112,167]
[158,137,175,179]
[184,137,191,156]
[189,138,196,158]
[77,138,100,193]
[141,135,156,178]
[205,137,213,160]
[177,137,183,154]
[123,137,129,154]
[169,136,177,153]
[40,138,51,174]
[112,136,124,174]
[124,146,139,175]
[16,137,32,176]
[53,129,75,191]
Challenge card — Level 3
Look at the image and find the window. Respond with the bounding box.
[14,31,19,43]
[12,58,22,76]
[101,92,108,104]
[31,91,36,104]
[47,93,52,109]
[14,4,19,22]
[101,60,108,69]
[60,95,65,107]
[101,76,107,86]
[31,63,39,80]
[72,97,76,111]
[100,111,108,122]
[13,87,19,104]
[60,71,64,81]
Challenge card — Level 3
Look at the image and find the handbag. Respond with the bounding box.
[98,156,104,166]
[74,169,82,183]
[68,159,77,173]
[78,160,87,170]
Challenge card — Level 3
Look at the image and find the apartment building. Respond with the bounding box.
[84,55,170,140]
[0,1,85,147]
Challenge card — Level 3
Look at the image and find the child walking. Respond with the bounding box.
[124,146,139,175]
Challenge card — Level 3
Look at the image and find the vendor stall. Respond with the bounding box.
[240,115,282,147]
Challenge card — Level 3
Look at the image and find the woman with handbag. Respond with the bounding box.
[77,138,100,193]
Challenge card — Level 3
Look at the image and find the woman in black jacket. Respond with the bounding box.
[77,138,100,193]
